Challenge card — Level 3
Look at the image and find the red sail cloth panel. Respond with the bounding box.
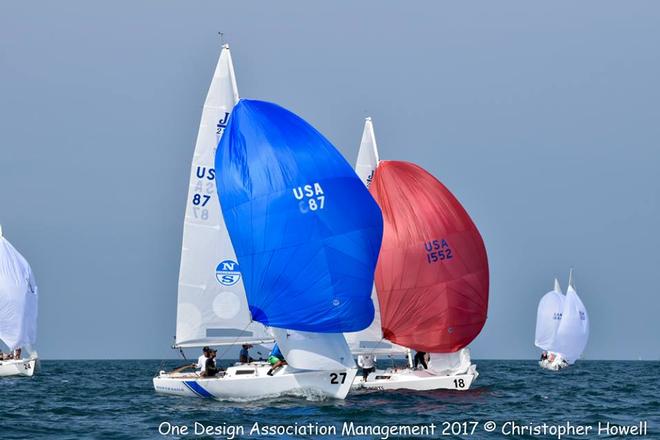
[370,161,489,353]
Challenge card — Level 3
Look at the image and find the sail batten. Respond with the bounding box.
[175,45,270,347]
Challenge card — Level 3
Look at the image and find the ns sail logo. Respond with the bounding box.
[216,260,241,286]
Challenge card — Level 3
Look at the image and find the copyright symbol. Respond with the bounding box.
[483,421,497,432]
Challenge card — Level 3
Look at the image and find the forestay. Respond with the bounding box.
[0,231,38,351]
[215,99,383,333]
[534,279,564,351]
[175,45,270,347]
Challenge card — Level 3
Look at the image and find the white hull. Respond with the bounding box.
[0,358,37,377]
[153,362,357,400]
[352,364,478,392]
[539,352,569,371]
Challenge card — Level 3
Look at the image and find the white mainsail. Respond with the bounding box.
[354,117,380,188]
[0,228,38,352]
[345,118,407,356]
[553,270,589,364]
[175,45,270,347]
[534,278,565,351]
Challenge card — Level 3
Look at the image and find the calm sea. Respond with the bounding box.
[0,360,658,439]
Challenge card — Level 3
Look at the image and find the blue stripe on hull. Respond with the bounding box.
[183,381,215,398]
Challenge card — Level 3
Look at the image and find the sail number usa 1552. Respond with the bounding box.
[424,239,453,264]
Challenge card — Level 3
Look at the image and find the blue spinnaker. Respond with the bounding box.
[215,99,382,333]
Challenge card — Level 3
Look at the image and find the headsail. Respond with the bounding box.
[215,99,382,333]
[271,328,355,370]
[370,161,489,353]
[175,45,270,347]
[0,231,38,351]
[534,279,565,351]
[345,118,406,355]
[554,274,589,364]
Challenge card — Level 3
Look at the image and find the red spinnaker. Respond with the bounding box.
[370,161,489,353]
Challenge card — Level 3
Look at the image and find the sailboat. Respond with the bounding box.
[536,269,589,370]
[153,62,383,398]
[0,226,38,377]
[349,118,488,391]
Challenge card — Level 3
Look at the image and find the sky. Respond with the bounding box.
[0,1,658,360]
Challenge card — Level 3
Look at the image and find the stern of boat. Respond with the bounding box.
[0,358,37,377]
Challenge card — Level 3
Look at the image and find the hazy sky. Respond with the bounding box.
[1,1,658,360]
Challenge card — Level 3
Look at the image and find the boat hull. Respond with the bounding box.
[539,352,569,371]
[352,364,478,392]
[539,359,569,371]
[0,358,37,377]
[153,362,357,400]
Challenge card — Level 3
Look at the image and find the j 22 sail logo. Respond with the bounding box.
[216,112,230,136]
[216,260,241,286]
[424,239,453,264]
[293,183,325,213]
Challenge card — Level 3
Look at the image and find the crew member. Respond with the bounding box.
[413,351,428,369]
[357,354,376,381]
[267,343,286,376]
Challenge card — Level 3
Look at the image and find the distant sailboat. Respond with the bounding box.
[535,269,589,370]
[0,226,38,377]
[154,98,383,400]
[350,118,488,391]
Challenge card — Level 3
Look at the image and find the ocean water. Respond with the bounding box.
[0,359,658,439]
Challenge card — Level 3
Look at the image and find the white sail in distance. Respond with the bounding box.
[0,229,38,351]
[345,118,406,356]
[554,272,589,364]
[175,45,271,347]
[534,278,565,351]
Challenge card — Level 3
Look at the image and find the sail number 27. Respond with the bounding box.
[329,372,347,384]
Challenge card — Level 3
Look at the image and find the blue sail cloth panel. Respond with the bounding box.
[215,99,382,333]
